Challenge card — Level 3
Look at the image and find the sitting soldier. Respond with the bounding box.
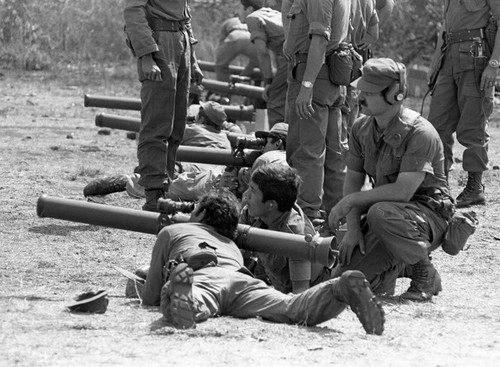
[240,163,332,294]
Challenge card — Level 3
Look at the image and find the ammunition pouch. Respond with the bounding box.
[442,211,478,256]
[163,242,218,281]
[178,242,218,270]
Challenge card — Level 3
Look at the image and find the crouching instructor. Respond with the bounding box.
[329,58,454,302]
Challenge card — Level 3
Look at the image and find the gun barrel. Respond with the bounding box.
[88,97,255,121]
[176,146,260,167]
[198,60,261,79]
[95,113,140,132]
[201,79,264,100]
[37,194,161,234]
[36,196,337,267]
[85,79,263,109]
[95,113,252,147]
[85,95,141,111]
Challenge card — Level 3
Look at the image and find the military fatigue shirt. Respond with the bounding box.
[143,222,244,306]
[246,7,285,56]
[240,204,325,294]
[347,107,450,194]
[444,0,500,32]
[124,0,196,58]
[283,0,351,56]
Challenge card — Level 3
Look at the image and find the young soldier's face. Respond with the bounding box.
[262,136,281,153]
[245,180,269,218]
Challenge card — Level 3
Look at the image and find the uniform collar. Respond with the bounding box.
[378,107,416,149]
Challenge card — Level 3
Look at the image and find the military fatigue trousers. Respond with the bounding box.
[137,29,191,190]
[330,201,449,293]
[187,266,347,326]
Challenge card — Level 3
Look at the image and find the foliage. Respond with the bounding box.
[0,0,445,72]
[374,0,444,65]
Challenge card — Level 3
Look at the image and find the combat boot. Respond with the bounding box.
[83,175,129,197]
[334,270,385,335]
[160,263,196,329]
[400,257,442,302]
[142,188,164,212]
[456,172,485,208]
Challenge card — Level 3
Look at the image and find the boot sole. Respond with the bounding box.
[169,263,196,329]
[342,271,385,335]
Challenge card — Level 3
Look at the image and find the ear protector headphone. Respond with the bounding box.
[384,62,407,105]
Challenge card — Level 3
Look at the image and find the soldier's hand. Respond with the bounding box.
[338,229,365,266]
[328,196,352,231]
[192,64,204,85]
[141,54,162,82]
[296,87,314,119]
[481,65,498,90]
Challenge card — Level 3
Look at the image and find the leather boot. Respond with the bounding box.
[456,172,485,208]
[160,263,196,329]
[83,175,129,197]
[142,188,164,212]
[334,270,385,335]
[400,257,442,302]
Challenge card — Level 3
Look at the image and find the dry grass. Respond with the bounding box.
[1,70,500,367]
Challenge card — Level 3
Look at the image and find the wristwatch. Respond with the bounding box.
[488,59,500,68]
[301,81,314,88]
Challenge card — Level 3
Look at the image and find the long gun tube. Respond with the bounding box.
[176,146,261,167]
[95,113,253,148]
[86,96,256,122]
[36,195,337,267]
[84,80,264,108]
[197,60,261,79]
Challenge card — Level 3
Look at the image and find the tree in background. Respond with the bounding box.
[0,0,443,72]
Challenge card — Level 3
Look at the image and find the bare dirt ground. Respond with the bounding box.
[1,70,500,367]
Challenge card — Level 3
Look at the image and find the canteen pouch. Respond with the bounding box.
[326,45,353,86]
[441,211,478,255]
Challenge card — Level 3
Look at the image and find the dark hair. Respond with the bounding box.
[240,0,263,10]
[250,163,300,212]
[269,133,286,149]
[196,190,241,239]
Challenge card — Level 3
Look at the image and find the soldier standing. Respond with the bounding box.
[124,0,204,211]
[428,0,500,207]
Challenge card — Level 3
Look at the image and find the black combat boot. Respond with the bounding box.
[160,263,197,329]
[400,257,442,302]
[142,188,164,212]
[334,270,385,335]
[83,175,129,197]
[456,172,485,208]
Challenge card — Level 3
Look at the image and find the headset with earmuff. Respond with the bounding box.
[384,62,407,105]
